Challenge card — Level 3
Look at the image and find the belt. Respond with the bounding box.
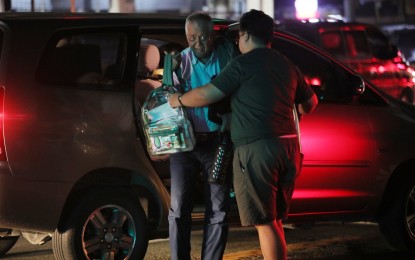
[195,131,218,141]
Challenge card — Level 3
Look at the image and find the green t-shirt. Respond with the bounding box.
[211,47,314,146]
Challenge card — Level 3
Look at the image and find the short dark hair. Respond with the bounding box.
[186,11,214,33]
[239,9,274,45]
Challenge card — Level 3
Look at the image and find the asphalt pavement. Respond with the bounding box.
[4,222,415,260]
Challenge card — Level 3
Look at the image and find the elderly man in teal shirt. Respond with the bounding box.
[168,11,236,260]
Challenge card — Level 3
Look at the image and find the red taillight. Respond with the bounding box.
[0,86,6,161]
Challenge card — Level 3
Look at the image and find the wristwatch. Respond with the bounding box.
[178,94,185,107]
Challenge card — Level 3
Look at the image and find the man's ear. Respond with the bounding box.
[245,33,251,43]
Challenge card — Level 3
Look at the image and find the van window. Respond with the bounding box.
[321,31,345,57]
[272,34,385,105]
[365,26,391,58]
[36,32,127,88]
[320,29,371,59]
[135,36,184,105]
[344,30,371,58]
[272,35,342,102]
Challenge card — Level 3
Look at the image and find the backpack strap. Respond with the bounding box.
[162,53,173,86]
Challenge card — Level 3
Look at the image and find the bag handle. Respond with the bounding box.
[162,53,173,86]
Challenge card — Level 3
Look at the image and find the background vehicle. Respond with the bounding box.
[276,19,415,104]
[382,23,415,66]
[1,13,415,259]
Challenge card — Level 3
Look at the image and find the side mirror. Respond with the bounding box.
[350,74,365,96]
[343,73,365,98]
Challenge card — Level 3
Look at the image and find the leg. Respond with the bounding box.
[233,140,292,259]
[201,180,230,260]
[168,152,198,260]
[197,136,230,260]
[255,219,287,260]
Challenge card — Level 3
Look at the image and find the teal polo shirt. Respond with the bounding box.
[175,47,221,132]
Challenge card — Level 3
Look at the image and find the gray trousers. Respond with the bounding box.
[168,134,230,260]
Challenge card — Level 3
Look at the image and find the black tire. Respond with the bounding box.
[379,175,415,252]
[0,235,19,256]
[53,188,149,260]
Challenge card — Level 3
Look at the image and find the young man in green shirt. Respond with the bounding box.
[169,9,318,260]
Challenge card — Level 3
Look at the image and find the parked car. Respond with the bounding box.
[276,19,415,104]
[382,23,415,66]
[1,12,415,259]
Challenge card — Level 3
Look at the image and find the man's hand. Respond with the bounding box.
[150,154,170,161]
[168,93,181,108]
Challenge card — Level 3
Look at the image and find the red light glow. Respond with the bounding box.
[396,63,406,70]
[3,114,31,120]
[305,77,321,86]
[0,87,6,161]
[293,189,368,199]
[287,103,375,216]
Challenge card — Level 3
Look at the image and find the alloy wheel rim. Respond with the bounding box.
[81,204,136,260]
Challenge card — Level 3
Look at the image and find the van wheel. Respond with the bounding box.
[0,232,19,256]
[53,189,148,260]
[378,176,415,252]
[400,87,414,104]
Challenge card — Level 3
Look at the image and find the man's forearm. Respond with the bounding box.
[298,93,318,115]
[169,83,226,108]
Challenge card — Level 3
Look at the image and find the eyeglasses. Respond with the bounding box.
[186,34,211,44]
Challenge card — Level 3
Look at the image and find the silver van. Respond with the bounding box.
[2,13,415,259]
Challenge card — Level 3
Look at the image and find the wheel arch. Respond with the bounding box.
[56,167,169,238]
[377,158,415,219]
[376,158,415,251]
